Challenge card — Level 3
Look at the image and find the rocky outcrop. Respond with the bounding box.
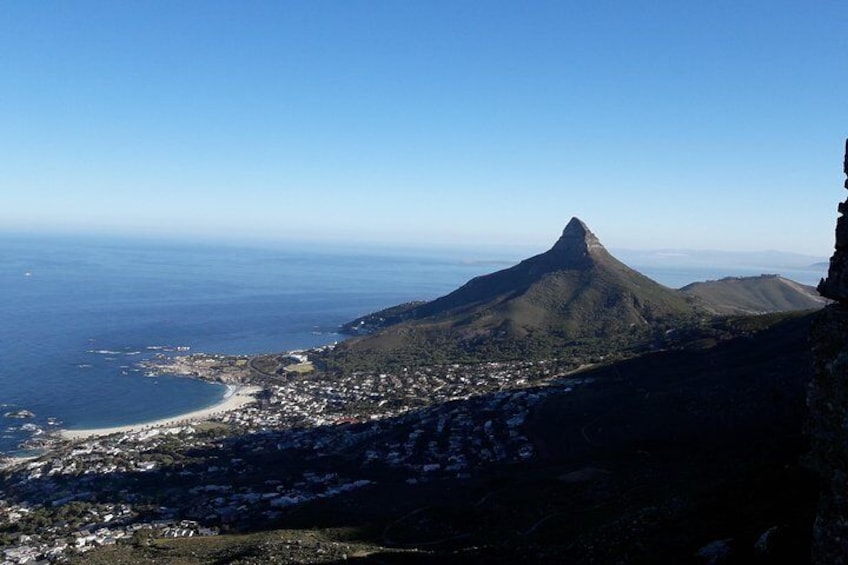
[550,216,607,258]
[817,139,848,302]
[809,138,848,564]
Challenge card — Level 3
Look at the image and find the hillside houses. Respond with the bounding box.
[0,352,586,561]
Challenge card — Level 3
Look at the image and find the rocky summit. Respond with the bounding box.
[549,217,607,259]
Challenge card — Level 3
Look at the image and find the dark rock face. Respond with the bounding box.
[809,308,848,564]
[817,139,848,302]
[810,139,848,564]
[550,216,606,258]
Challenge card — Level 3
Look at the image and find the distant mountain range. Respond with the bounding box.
[335,218,825,365]
[613,248,828,271]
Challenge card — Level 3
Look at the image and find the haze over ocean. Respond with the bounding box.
[0,234,826,456]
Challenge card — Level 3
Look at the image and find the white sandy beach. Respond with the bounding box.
[59,385,262,441]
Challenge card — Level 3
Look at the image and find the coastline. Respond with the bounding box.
[59,385,262,441]
[0,455,38,471]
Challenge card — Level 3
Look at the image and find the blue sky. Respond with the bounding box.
[1,1,845,255]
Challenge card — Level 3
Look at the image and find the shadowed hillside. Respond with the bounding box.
[66,312,816,564]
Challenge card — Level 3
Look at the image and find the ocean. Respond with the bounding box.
[0,234,827,456]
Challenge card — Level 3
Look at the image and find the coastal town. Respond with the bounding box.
[0,347,589,563]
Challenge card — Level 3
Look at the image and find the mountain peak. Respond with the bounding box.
[339,215,700,362]
[550,217,606,258]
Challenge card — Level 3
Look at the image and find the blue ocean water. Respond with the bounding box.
[0,235,504,455]
[0,234,827,455]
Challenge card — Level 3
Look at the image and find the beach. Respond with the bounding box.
[59,385,262,441]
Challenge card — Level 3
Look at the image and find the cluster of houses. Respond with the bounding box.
[0,507,217,565]
[0,352,587,562]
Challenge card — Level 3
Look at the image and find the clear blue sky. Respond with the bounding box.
[2,1,845,255]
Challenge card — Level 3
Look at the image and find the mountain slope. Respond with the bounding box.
[335,218,703,364]
[681,274,826,315]
[407,218,696,332]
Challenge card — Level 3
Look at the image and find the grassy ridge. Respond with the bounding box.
[681,275,825,315]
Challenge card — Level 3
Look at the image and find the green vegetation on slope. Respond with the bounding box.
[681,274,826,315]
[328,219,704,370]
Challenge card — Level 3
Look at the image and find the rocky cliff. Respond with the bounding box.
[817,139,848,303]
[809,138,848,564]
